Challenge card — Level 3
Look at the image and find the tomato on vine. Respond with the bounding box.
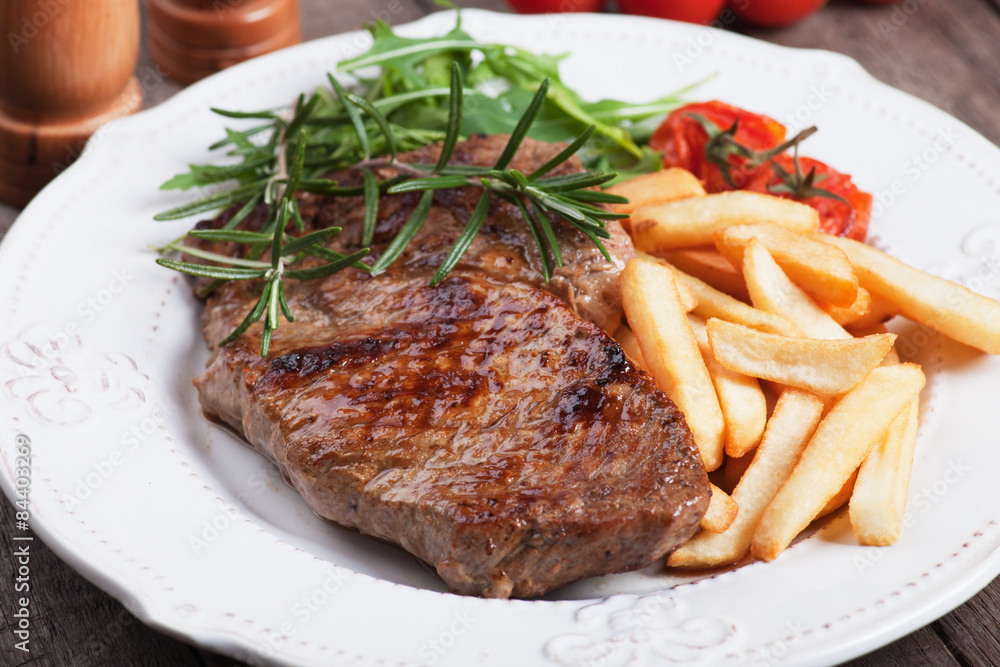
[650,100,871,240]
[650,101,786,191]
[745,154,872,240]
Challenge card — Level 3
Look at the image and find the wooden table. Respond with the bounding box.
[2,1,999,665]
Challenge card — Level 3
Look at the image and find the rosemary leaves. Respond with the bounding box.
[156,61,632,356]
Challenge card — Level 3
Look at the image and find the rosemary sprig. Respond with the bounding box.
[157,203,370,357]
[156,103,372,356]
[372,68,626,281]
[156,15,693,213]
[153,17,670,357]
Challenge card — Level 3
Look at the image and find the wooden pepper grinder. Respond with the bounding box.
[0,0,143,206]
[147,0,302,85]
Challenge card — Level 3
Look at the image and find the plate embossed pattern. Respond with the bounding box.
[2,10,1000,667]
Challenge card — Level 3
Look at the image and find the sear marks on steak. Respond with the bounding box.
[191,135,710,598]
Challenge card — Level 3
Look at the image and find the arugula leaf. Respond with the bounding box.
[338,20,478,87]
[162,14,702,197]
[591,145,664,187]
[336,16,690,174]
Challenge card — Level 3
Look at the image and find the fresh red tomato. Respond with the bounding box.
[617,0,727,24]
[650,101,871,240]
[729,0,827,27]
[505,0,604,13]
[744,155,872,240]
[649,100,786,192]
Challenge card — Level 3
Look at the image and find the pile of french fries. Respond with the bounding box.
[609,168,1000,567]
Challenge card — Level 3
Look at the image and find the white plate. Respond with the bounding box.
[3,9,1000,667]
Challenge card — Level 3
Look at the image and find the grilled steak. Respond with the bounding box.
[191,135,710,597]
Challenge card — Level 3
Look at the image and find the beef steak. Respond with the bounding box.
[190,135,710,597]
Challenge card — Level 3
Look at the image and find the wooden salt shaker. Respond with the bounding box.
[147,0,302,85]
[0,0,143,206]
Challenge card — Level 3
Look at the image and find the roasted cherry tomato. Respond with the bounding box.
[651,101,871,240]
[505,0,604,13]
[649,100,786,192]
[744,155,871,240]
[729,0,827,27]
[617,0,727,24]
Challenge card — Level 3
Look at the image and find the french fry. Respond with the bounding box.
[607,168,706,217]
[636,252,698,312]
[849,395,920,546]
[879,337,900,365]
[706,318,895,395]
[615,172,992,564]
[742,239,851,340]
[654,247,750,302]
[701,484,739,534]
[844,292,898,333]
[715,223,859,307]
[751,364,926,561]
[669,390,825,569]
[848,322,895,346]
[819,234,1000,354]
[620,257,725,471]
[689,315,767,458]
[671,264,799,336]
[631,191,820,251]
[816,469,858,519]
[816,287,872,326]
[613,324,647,371]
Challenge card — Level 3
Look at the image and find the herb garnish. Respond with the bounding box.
[154,15,703,357]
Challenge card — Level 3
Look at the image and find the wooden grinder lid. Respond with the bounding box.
[147,0,302,85]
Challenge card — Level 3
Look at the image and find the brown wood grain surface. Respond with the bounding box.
[2,0,1000,665]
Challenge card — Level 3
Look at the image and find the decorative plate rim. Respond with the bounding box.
[3,9,1000,667]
